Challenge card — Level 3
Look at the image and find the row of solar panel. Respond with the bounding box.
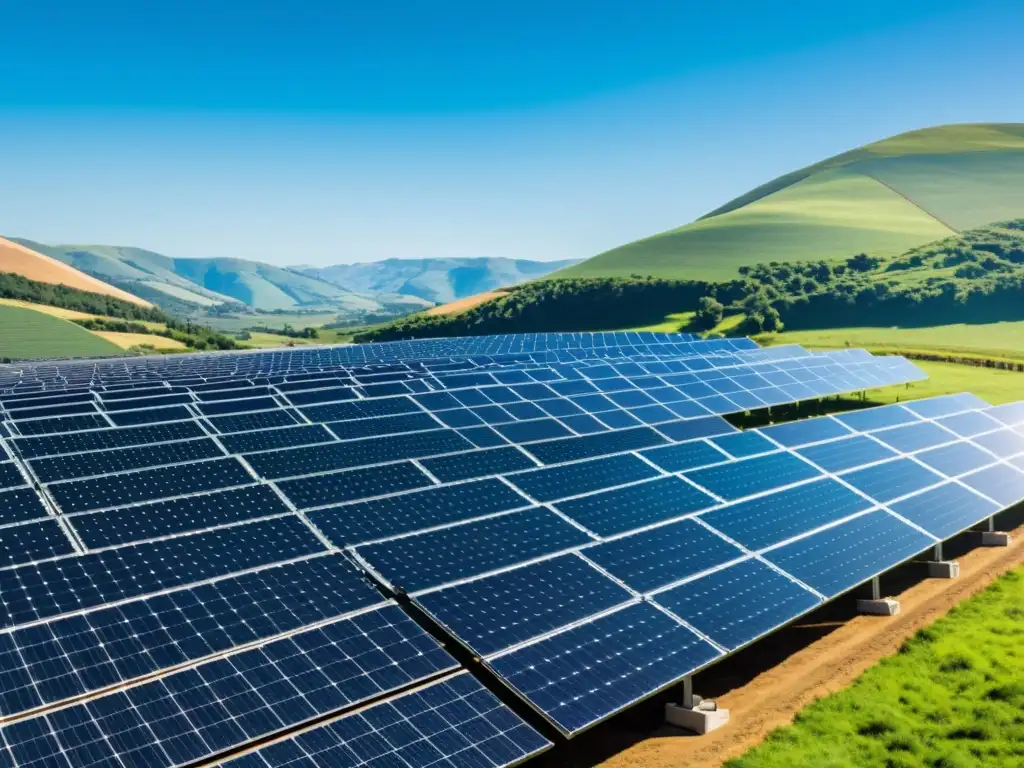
[0,393,1015,725]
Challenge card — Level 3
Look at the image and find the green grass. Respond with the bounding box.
[554,123,1024,281]
[631,312,745,335]
[727,567,1024,768]
[758,322,1024,364]
[0,305,122,360]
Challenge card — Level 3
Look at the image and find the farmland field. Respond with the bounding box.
[94,332,188,350]
[727,567,1024,768]
[0,304,122,359]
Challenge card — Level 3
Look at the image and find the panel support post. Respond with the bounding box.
[665,676,729,735]
[927,541,959,579]
[980,515,1012,547]
[857,575,900,615]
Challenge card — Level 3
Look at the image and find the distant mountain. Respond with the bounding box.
[296,257,582,304]
[8,239,426,315]
[0,237,152,307]
[557,123,1024,281]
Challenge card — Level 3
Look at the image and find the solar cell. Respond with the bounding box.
[841,458,944,503]
[585,518,743,593]
[833,404,920,432]
[0,487,50,527]
[488,602,720,735]
[915,441,994,478]
[45,457,255,514]
[29,437,225,483]
[525,426,668,464]
[684,452,821,501]
[902,392,989,418]
[796,435,898,473]
[656,416,736,442]
[277,462,433,509]
[356,507,595,593]
[12,413,110,436]
[709,431,777,459]
[0,520,75,568]
[763,510,935,597]
[654,559,821,650]
[758,416,852,447]
[207,409,300,434]
[934,409,1004,438]
[308,478,530,547]
[216,672,551,768]
[554,476,716,537]
[416,554,632,657]
[0,553,382,717]
[12,419,208,460]
[107,404,194,426]
[870,421,957,453]
[959,463,1024,506]
[0,462,26,490]
[326,411,439,441]
[700,478,873,551]
[218,424,336,454]
[0,605,456,768]
[495,418,574,443]
[639,439,727,473]
[301,396,421,423]
[889,482,1001,539]
[507,453,660,503]
[985,401,1024,427]
[971,428,1024,458]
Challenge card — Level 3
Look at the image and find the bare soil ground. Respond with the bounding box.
[423,291,507,316]
[0,236,152,307]
[530,508,1024,768]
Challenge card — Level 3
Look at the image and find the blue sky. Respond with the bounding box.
[1,0,1022,265]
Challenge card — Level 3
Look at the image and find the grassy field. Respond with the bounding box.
[0,298,166,330]
[727,567,1024,768]
[757,322,1024,364]
[554,123,1024,281]
[94,332,188,350]
[0,305,123,359]
[860,361,1022,407]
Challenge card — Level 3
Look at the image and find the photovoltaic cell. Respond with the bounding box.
[507,453,660,503]
[0,553,383,717]
[326,412,439,441]
[207,409,300,434]
[934,410,1003,438]
[758,417,852,448]
[709,431,777,459]
[29,438,226,483]
[356,507,594,592]
[524,426,668,464]
[902,392,988,418]
[795,435,898,473]
[889,482,1001,540]
[700,478,873,551]
[915,441,994,478]
[217,672,551,768]
[0,516,324,629]
[421,446,537,483]
[654,559,821,650]
[277,462,433,509]
[488,602,720,735]
[0,520,75,568]
[763,510,935,597]
[684,452,821,501]
[308,478,530,547]
[870,421,957,454]
[959,463,1024,506]
[12,420,208,460]
[656,416,736,442]
[971,428,1024,459]
[0,487,49,527]
[585,517,744,593]
[841,458,943,503]
[218,424,337,454]
[416,554,632,657]
[639,440,726,473]
[833,405,919,432]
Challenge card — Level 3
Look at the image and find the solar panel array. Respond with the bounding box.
[1,332,1015,765]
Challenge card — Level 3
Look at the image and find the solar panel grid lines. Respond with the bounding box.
[211,671,553,768]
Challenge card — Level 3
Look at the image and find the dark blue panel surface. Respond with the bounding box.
[277,462,432,509]
[507,453,659,503]
[915,442,994,478]
[0,520,74,568]
[108,405,195,426]
[219,672,551,768]
[710,431,777,459]
[758,417,852,448]
[796,435,898,473]
[309,479,529,547]
[640,440,726,473]
[0,517,324,629]
[421,446,537,483]
[357,507,594,592]
[763,510,935,597]
[208,409,300,434]
[870,421,957,454]
[13,420,207,459]
[842,458,943,503]
[701,478,872,550]
[655,559,821,650]
[47,458,253,514]
[30,438,225,483]
[525,426,668,464]
[325,412,438,441]
[833,405,919,432]
[488,602,720,735]
[959,463,1024,506]
[219,424,335,454]
[70,485,293,548]
[585,518,744,593]
[0,488,49,527]
[657,416,736,442]
[685,452,820,501]
[495,418,573,444]
[889,482,1000,540]
[416,555,632,657]
[555,476,716,537]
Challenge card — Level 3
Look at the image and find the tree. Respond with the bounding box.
[846,253,881,272]
[692,296,724,331]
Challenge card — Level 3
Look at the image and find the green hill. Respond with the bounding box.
[0,304,123,360]
[558,123,1024,280]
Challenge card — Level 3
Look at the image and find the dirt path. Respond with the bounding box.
[599,522,1024,768]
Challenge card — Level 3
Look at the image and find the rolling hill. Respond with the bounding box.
[558,123,1024,280]
[0,304,124,360]
[0,236,152,307]
[295,257,581,305]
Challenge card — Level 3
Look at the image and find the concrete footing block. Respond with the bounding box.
[927,560,960,579]
[980,531,1011,547]
[856,597,901,616]
[665,702,730,734]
